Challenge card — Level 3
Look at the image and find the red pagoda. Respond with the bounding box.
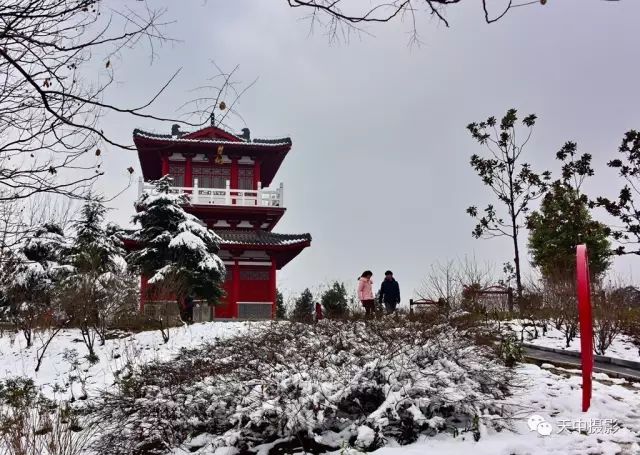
[131,123,311,320]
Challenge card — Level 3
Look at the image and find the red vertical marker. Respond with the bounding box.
[576,244,593,412]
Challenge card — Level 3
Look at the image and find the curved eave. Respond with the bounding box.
[225,240,311,269]
[133,134,291,187]
[121,237,310,269]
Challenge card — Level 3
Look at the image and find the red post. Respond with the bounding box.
[576,244,594,412]
[231,158,239,205]
[185,154,193,188]
[253,160,261,190]
[270,258,277,319]
[139,275,149,313]
[161,154,170,176]
[315,302,324,322]
[232,260,240,319]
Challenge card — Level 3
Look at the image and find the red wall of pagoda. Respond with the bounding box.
[238,267,271,302]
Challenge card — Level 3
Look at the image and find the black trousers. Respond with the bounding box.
[384,301,398,314]
[361,299,375,316]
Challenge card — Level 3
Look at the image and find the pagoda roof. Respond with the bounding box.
[133,125,292,187]
[132,125,292,147]
[121,228,310,270]
[218,230,311,247]
[218,229,311,269]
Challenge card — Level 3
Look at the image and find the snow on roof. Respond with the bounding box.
[133,129,292,147]
[121,228,309,249]
[217,230,311,247]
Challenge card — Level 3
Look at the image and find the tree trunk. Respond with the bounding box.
[508,160,522,300]
[512,226,523,299]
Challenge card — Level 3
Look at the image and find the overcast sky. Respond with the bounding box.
[94,0,640,303]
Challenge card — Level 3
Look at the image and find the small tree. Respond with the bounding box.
[128,176,225,317]
[320,281,349,319]
[466,109,551,298]
[528,184,611,282]
[291,288,314,323]
[529,142,611,283]
[4,223,69,348]
[597,130,640,255]
[592,285,628,356]
[275,289,287,320]
[62,199,127,360]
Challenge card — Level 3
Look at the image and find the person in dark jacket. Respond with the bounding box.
[379,270,400,314]
[183,295,194,324]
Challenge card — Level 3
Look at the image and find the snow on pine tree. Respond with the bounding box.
[62,198,130,358]
[3,223,70,347]
[128,176,225,316]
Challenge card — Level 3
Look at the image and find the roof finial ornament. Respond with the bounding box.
[171,124,182,137]
[240,128,251,142]
[209,109,215,126]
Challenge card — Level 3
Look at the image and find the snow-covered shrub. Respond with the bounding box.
[93,316,516,454]
[592,286,629,355]
[496,333,523,367]
[0,377,91,455]
[2,224,70,347]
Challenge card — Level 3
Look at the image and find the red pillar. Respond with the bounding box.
[253,160,261,190]
[140,275,149,313]
[270,257,277,319]
[231,158,239,205]
[231,158,239,189]
[161,154,170,176]
[232,259,240,319]
[185,154,193,188]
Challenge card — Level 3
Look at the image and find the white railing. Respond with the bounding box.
[139,178,284,208]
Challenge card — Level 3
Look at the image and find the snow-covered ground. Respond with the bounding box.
[369,363,640,455]
[506,321,640,362]
[1,321,640,454]
[0,321,252,398]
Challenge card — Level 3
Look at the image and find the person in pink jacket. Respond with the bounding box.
[357,270,375,317]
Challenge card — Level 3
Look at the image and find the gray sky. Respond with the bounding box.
[95,0,640,302]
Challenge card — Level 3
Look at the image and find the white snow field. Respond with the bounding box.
[0,321,251,398]
[370,363,640,455]
[0,320,639,454]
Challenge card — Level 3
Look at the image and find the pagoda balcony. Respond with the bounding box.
[138,178,284,208]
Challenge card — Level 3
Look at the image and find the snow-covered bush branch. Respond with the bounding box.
[93,316,516,454]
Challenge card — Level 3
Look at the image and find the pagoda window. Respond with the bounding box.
[238,167,254,191]
[239,268,270,281]
[193,165,230,189]
[168,164,185,187]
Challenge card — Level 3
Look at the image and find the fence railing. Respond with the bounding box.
[139,178,284,208]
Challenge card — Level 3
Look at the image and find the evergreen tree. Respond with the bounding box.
[70,200,126,276]
[291,288,314,323]
[275,289,286,319]
[528,142,611,282]
[320,281,349,319]
[4,223,69,347]
[128,176,225,309]
[62,199,129,355]
[528,183,611,282]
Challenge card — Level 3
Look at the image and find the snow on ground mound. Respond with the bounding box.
[2,318,640,454]
[372,362,640,455]
[0,321,251,399]
[92,317,516,454]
